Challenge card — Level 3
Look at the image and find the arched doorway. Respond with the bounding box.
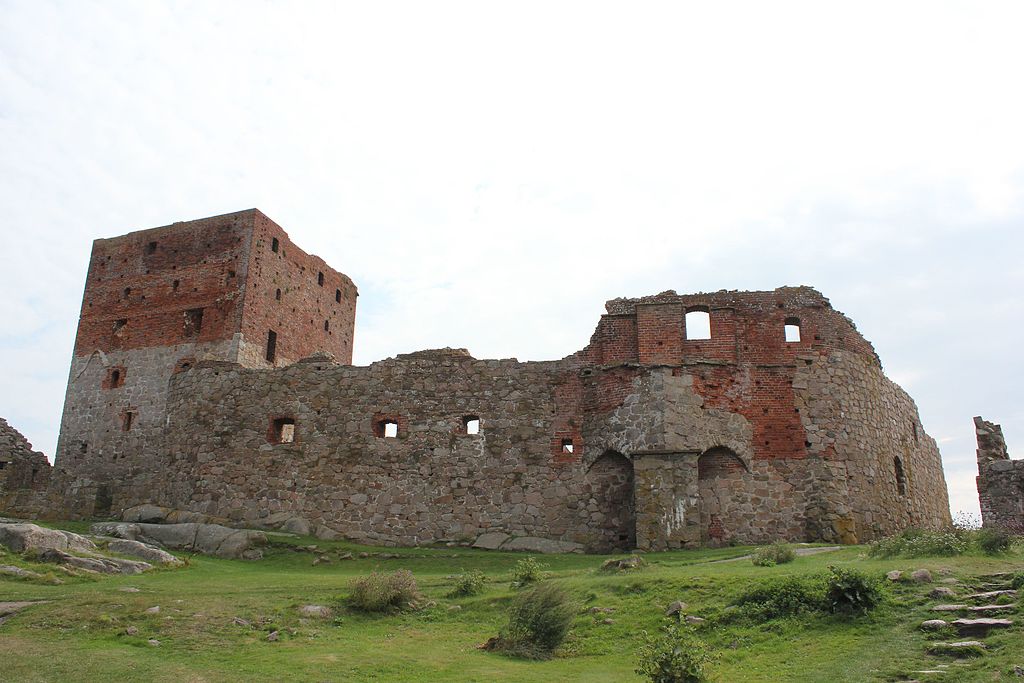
[697,447,748,546]
[584,450,636,552]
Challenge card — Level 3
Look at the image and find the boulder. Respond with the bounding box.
[886,570,903,582]
[600,556,645,571]
[472,532,511,550]
[314,526,339,541]
[107,539,181,566]
[501,536,583,554]
[92,521,266,560]
[281,517,311,536]
[927,641,986,657]
[298,605,332,619]
[0,564,43,580]
[966,589,1016,601]
[911,569,933,583]
[122,504,172,524]
[920,619,948,631]
[0,523,96,554]
[37,548,151,575]
[929,587,956,599]
[665,601,688,616]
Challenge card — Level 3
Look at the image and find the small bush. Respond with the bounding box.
[495,582,574,659]
[751,542,796,567]
[975,527,1014,555]
[636,624,714,683]
[825,565,882,615]
[510,556,547,588]
[1010,573,1024,590]
[448,569,486,597]
[733,575,824,620]
[347,569,420,612]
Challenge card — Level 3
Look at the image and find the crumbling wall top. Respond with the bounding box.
[975,416,1010,462]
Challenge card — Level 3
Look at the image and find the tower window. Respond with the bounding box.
[183,308,204,337]
[146,241,157,255]
[271,237,279,253]
[266,330,277,363]
[336,289,341,303]
[317,271,324,286]
[561,438,574,454]
[104,366,126,389]
[123,287,131,299]
[463,416,481,435]
[172,279,180,291]
[270,417,296,444]
[112,318,128,336]
[275,288,281,301]
[685,308,711,340]
[373,417,400,438]
[324,320,330,332]
[784,317,801,343]
[122,411,135,432]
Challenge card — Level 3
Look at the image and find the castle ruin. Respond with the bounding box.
[974,416,1024,531]
[2,209,953,551]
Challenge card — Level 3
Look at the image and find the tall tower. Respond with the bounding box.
[53,209,357,516]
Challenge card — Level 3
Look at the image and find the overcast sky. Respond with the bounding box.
[2,1,1021,519]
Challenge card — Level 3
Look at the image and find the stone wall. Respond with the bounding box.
[975,416,1024,530]
[0,418,53,517]
[74,286,953,551]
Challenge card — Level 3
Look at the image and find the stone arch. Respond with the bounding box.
[583,450,636,552]
[697,446,749,546]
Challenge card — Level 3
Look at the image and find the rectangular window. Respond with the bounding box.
[318,271,324,286]
[183,308,204,337]
[122,411,135,432]
[271,237,279,253]
[561,438,574,454]
[146,241,157,255]
[266,329,277,363]
[270,417,296,444]
[336,289,342,303]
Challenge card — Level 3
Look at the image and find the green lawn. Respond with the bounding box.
[1,525,1022,682]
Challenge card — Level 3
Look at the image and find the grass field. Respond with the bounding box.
[1,522,1022,682]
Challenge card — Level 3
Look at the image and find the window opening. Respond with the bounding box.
[784,317,801,343]
[266,330,277,362]
[183,308,204,337]
[463,416,480,435]
[324,320,329,332]
[122,411,135,432]
[275,288,281,301]
[894,456,907,495]
[113,318,127,334]
[271,237,279,253]
[146,241,157,255]
[317,271,324,286]
[271,417,296,444]
[383,421,398,438]
[685,308,711,340]
[336,289,342,303]
[172,279,180,291]
[374,419,399,438]
[0,461,5,470]
[123,287,131,299]
[561,438,575,454]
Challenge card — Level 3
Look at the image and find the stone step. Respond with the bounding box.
[966,589,1016,601]
[931,604,969,612]
[968,604,1015,615]
[927,641,986,657]
[951,618,1014,637]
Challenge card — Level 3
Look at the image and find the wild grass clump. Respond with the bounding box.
[732,574,824,620]
[1010,573,1024,590]
[510,556,547,588]
[448,569,486,597]
[635,624,714,683]
[490,582,574,659]
[347,569,420,612]
[825,565,882,614]
[751,542,796,567]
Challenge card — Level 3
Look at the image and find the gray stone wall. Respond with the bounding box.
[975,416,1024,530]
[0,417,52,517]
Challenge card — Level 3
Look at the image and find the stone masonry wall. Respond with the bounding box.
[975,416,1024,530]
[0,417,53,517]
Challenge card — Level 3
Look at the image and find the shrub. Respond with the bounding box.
[347,569,420,612]
[869,528,969,558]
[751,542,796,567]
[733,575,824,620]
[975,527,1014,555]
[636,624,714,683]
[495,582,574,659]
[825,565,882,615]
[510,556,547,588]
[448,569,486,597]
[1010,573,1024,590]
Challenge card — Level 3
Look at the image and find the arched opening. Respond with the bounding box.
[584,450,636,552]
[697,446,749,546]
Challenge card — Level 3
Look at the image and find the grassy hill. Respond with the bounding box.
[1,522,1021,682]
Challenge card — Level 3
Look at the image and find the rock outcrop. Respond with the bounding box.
[91,521,267,560]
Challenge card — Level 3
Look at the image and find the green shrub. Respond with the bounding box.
[733,575,824,620]
[448,569,486,597]
[751,542,796,567]
[1010,573,1024,590]
[975,527,1014,555]
[347,569,421,612]
[510,556,547,588]
[825,565,882,615]
[636,624,714,683]
[869,528,969,558]
[495,582,574,659]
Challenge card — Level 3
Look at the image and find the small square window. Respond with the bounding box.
[270,417,296,443]
[561,438,574,454]
[146,241,157,255]
[463,416,480,435]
